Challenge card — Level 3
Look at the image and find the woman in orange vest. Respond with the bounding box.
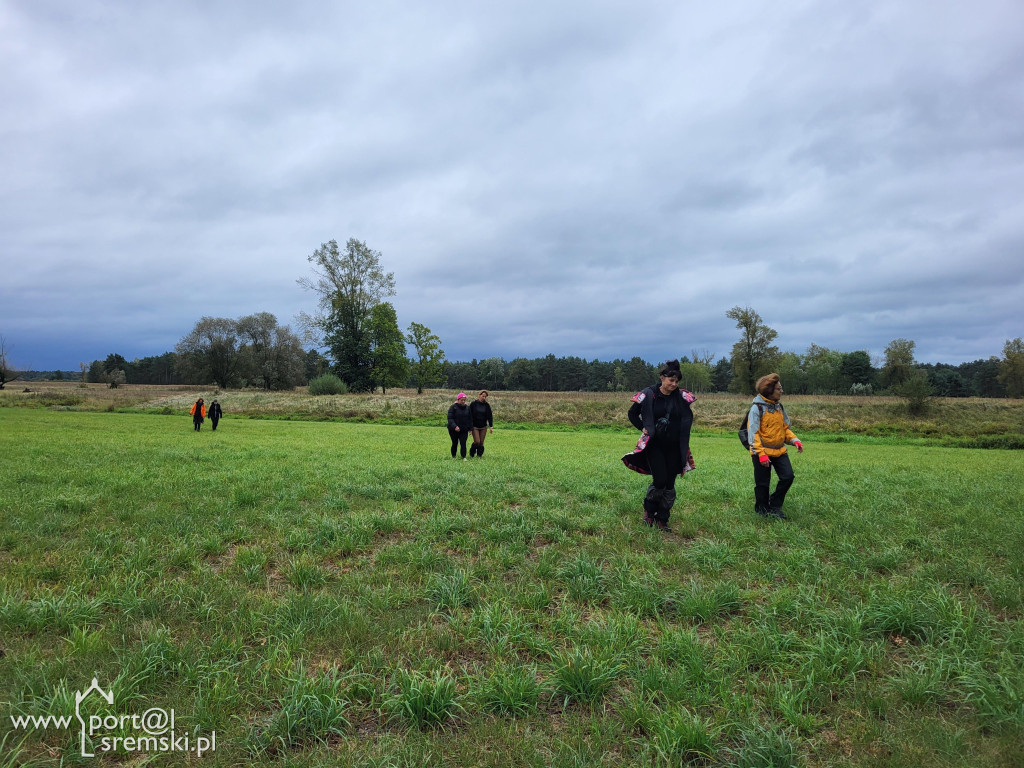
[190,398,206,431]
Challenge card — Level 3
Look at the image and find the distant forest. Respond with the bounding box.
[18,349,1015,398]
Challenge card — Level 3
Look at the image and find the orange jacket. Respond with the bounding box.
[748,396,797,458]
[190,402,206,418]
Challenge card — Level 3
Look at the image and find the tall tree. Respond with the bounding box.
[298,238,396,391]
[174,317,242,388]
[998,338,1024,398]
[506,357,540,390]
[803,344,845,394]
[879,338,916,389]
[478,357,507,391]
[406,323,446,394]
[726,306,779,394]
[840,350,874,388]
[0,336,26,390]
[103,353,129,375]
[367,303,408,393]
[623,357,655,392]
[236,312,307,390]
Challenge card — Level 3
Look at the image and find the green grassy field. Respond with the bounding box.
[1,408,1022,766]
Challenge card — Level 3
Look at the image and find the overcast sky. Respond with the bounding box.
[3,1,1022,371]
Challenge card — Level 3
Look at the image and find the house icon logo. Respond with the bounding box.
[75,678,113,758]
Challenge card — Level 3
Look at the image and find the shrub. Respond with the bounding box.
[308,374,348,395]
[893,370,932,415]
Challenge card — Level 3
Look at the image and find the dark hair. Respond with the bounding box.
[659,360,682,378]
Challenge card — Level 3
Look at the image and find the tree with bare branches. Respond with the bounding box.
[0,336,27,390]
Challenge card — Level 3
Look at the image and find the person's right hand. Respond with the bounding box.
[759,454,770,466]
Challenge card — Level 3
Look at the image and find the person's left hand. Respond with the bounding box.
[794,440,803,453]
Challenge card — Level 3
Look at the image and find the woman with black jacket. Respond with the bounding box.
[468,390,494,458]
[447,393,473,459]
[622,360,695,532]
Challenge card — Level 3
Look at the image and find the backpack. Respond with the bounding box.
[738,403,764,449]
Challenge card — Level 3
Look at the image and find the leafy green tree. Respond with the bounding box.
[174,317,242,388]
[236,312,307,390]
[774,352,806,394]
[803,344,845,394]
[87,360,105,383]
[726,306,779,394]
[367,303,408,393]
[840,350,874,388]
[478,357,507,391]
[104,369,126,389]
[304,349,329,382]
[129,353,181,385]
[557,356,589,392]
[103,353,129,376]
[406,322,446,394]
[677,360,712,393]
[965,357,1005,397]
[894,368,932,414]
[506,357,539,390]
[998,338,1024,398]
[623,357,655,392]
[324,296,372,390]
[879,338,916,390]
[537,354,559,391]
[711,358,733,392]
[298,238,396,391]
[586,359,615,391]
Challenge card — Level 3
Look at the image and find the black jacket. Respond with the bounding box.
[447,402,473,431]
[628,385,694,459]
[209,402,223,420]
[469,400,493,428]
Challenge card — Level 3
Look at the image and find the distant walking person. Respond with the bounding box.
[748,373,803,520]
[190,398,206,432]
[469,390,494,458]
[622,360,696,532]
[447,393,473,460]
[209,399,223,431]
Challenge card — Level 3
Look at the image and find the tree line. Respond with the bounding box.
[5,246,1023,399]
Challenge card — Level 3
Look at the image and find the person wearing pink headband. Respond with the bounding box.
[447,392,473,459]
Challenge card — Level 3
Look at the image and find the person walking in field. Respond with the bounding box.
[447,393,473,460]
[468,390,494,458]
[209,399,223,431]
[622,360,696,532]
[748,373,803,520]
[190,398,206,432]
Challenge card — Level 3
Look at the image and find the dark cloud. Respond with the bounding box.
[2,1,1023,370]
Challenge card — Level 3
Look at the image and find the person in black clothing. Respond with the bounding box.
[623,360,695,532]
[468,390,494,458]
[209,399,223,431]
[190,398,205,431]
[447,392,473,459]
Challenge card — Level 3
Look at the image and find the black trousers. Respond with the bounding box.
[648,442,683,492]
[193,418,203,431]
[752,452,794,512]
[644,441,683,523]
[449,428,468,458]
[210,418,219,431]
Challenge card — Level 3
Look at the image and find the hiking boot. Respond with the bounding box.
[642,511,655,527]
[655,520,673,533]
[769,507,787,520]
[755,505,772,518]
